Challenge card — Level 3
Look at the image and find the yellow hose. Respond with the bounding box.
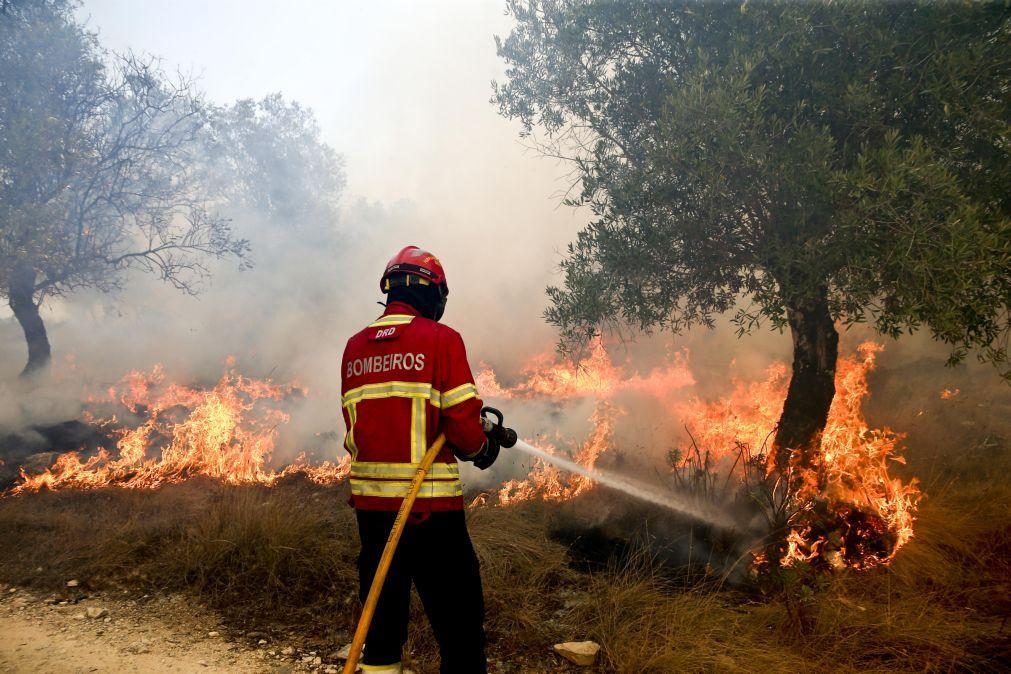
[343,434,448,674]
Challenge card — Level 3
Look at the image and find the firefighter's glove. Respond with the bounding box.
[472,436,500,470]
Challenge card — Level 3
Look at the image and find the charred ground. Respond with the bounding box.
[0,362,1008,673]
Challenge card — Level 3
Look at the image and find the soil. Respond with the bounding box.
[0,584,333,673]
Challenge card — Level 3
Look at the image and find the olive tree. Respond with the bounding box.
[494,0,1010,476]
[0,0,248,377]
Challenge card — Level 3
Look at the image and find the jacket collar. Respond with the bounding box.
[382,300,421,318]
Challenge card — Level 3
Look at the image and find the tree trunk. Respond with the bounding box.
[773,288,839,477]
[8,266,51,378]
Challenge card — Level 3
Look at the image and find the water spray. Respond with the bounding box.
[482,408,736,530]
[510,439,735,529]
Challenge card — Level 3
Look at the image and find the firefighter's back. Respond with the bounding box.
[341,306,476,513]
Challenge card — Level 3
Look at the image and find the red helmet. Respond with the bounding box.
[380,246,448,294]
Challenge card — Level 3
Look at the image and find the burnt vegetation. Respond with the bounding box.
[0,369,1009,672]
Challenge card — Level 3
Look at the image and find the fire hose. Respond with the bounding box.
[343,408,517,674]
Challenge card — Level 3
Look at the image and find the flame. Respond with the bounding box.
[476,338,694,505]
[516,339,626,398]
[477,338,920,570]
[11,364,348,494]
[498,402,620,504]
[796,343,919,568]
[479,339,696,401]
[12,334,920,570]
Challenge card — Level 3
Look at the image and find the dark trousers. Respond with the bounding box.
[356,509,487,673]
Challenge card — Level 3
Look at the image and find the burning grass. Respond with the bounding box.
[478,340,920,572]
[0,466,1005,672]
[0,343,1005,670]
[8,363,348,493]
[9,340,919,575]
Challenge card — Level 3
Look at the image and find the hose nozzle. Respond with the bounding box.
[480,406,517,448]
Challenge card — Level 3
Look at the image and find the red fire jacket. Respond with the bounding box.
[340,301,487,512]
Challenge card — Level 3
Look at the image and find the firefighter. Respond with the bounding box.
[341,246,501,674]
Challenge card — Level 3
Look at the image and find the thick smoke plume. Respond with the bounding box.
[1,2,1006,540]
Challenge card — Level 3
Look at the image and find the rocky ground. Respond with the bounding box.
[0,583,358,674]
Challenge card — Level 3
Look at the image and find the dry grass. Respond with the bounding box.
[0,462,1006,672]
[0,478,361,638]
[549,492,1009,673]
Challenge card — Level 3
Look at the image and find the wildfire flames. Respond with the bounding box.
[477,340,920,570]
[9,339,919,570]
[10,362,348,494]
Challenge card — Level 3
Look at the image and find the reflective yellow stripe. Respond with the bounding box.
[345,402,359,460]
[350,478,463,498]
[343,382,478,409]
[440,383,478,409]
[342,381,432,407]
[360,664,402,673]
[411,397,425,463]
[368,314,415,328]
[341,378,475,469]
[351,461,459,480]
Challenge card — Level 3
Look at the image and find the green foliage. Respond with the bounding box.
[495,1,1010,377]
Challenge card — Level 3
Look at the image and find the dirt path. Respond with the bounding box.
[0,585,326,673]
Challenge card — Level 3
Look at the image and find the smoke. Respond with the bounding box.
[2,0,1007,511]
[0,181,577,458]
[0,1,582,448]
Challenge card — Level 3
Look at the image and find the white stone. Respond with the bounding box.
[86,607,108,619]
[553,641,600,666]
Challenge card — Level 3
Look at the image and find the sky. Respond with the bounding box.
[76,0,582,265]
[75,1,514,197]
